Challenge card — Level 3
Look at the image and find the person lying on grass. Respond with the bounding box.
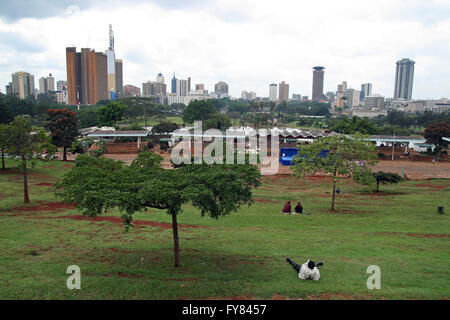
[286,258,324,281]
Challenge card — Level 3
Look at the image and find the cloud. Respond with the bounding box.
[0,0,449,99]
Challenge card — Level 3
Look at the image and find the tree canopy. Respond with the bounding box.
[293,134,378,211]
[372,171,402,192]
[182,100,218,123]
[57,152,261,267]
[45,109,79,161]
[97,102,127,126]
[424,121,450,152]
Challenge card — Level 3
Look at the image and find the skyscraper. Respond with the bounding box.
[115,59,123,94]
[176,79,189,96]
[66,47,108,105]
[215,81,229,97]
[312,66,325,101]
[269,83,278,102]
[156,73,164,84]
[11,71,35,99]
[394,58,415,100]
[171,73,177,94]
[360,83,373,101]
[278,81,289,102]
[39,73,55,94]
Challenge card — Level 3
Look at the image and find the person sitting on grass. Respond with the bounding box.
[286,258,324,281]
[282,201,292,215]
[295,202,303,215]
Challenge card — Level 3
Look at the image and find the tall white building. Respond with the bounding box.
[39,73,55,94]
[344,89,361,108]
[11,71,35,99]
[241,90,256,101]
[176,79,189,96]
[394,58,415,100]
[269,83,278,102]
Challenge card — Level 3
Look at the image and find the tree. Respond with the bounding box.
[57,152,261,267]
[45,109,79,161]
[152,121,180,135]
[182,100,217,124]
[6,117,56,203]
[424,121,450,153]
[77,110,99,128]
[293,134,378,211]
[203,113,231,130]
[0,124,8,170]
[372,172,402,192]
[0,103,14,124]
[97,102,127,126]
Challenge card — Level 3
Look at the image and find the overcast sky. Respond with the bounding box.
[0,0,449,99]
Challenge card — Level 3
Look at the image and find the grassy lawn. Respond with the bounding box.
[0,159,449,300]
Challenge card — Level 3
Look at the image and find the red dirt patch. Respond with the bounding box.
[104,272,144,279]
[28,214,215,231]
[12,201,75,212]
[35,183,54,187]
[413,183,448,189]
[375,232,449,238]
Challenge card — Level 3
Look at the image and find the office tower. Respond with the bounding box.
[364,95,385,108]
[269,83,278,102]
[156,73,164,84]
[5,82,12,96]
[278,81,289,102]
[123,84,141,97]
[57,81,67,92]
[11,71,35,99]
[176,79,189,96]
[292,94,302,101]
[115,59,123,94]
[241,91,256,101]
[394,58,415,100]
[326,91,335,104]
[188,77,191,93]
[142,80,167,97]
[336,81,347,108]
[312,66,325,101]
[343,89,361,108]
[195,84,205,91]
[39,73,55,94]
[214,81,229,96]
[360,83,373,101]
[171,73,177,94]
[66,47,108,105]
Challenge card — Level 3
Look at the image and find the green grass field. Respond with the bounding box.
[0,159,449,300]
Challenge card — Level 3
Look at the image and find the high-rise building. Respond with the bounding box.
[57,80,67,92]
[292,94,302,101]
[394,58,415,100]
[326,91,335,104]
[171,73,177,94]
[360,83,373,101]
[336,81,348,108]
[11,71,35,99]
[343,89,361,108]
[123,84,141,97]
[278,81,289,102]
[39,73,55,94]
[176,79,189,96]
[156,73,164,84]
[312,66,326,101]
[115,59,123,94]
[187,77,191,93]
[364,95,385,109]
[5,82,13,96]
[142,81,167,97]
[241,90,256,101]
[214,81,229,97]
[269,84,278,102]
[195,84,205,91]
[66,47,108,105]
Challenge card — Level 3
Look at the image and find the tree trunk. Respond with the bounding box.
[171,210,180,268]
[331,177,336,211]
[23,160,30,204]
[1,147,5,171]
[63,146,67,161]
[376,181,380,192]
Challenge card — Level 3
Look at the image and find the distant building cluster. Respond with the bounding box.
[2,23,447,114]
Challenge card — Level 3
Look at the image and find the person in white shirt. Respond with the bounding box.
[286,258,323,281]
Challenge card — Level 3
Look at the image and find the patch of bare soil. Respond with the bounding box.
[12,201,75,213]
[27,214,215,231]
[375,232,449,238]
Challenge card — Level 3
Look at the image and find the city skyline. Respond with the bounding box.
[0,0,449,100]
